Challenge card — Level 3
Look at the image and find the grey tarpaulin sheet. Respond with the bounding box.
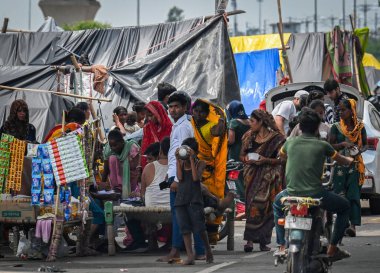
[0,16,240,136]
[0,18,203,66]
[365,66,380,92]
[110,16,240,107]
[287,33,325,82]
[37,17,63,32]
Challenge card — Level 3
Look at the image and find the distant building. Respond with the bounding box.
[39,0,101,26]
[270,21,301,34]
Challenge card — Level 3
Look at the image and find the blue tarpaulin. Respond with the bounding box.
[234,49,280,113]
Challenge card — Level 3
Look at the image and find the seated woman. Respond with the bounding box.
[141,137,170,207]
[101,130,140,199]
[0,99,37,142]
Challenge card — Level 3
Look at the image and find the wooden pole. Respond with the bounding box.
[70,55,81,72]
[89,101,105,142]
[51,111,65,249]
[1,18,9,33]
[0,85,112,102]
[277,0,293,83]
[204,9,246,21]
[349,15,362,93]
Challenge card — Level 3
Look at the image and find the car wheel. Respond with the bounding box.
[369,196,380,215]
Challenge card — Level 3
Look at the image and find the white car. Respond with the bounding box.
[265,82,380,214]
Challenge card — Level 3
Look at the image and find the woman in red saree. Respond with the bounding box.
[141,101,172,168]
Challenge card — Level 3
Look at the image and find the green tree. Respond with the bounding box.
[63,20,111,31]
[166,6,184,22]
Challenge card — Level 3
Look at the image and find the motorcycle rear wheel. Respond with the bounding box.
[287,250,308,273]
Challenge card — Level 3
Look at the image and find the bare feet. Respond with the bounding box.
[182,259,195,265]
[195,255,206,260]
[156,248,180,262]
[206,251,214,263]
[183,254,195,265]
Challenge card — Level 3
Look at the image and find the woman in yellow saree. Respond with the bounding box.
[191,99,228,243]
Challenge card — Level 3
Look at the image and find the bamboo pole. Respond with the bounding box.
[1,18,9,33]
[89,101,105,142]
[204,9,246,21]
[349,15,362,93]
[51,111,65,248]
[70,55,81,72]
[0,85,111,102]
[277,0,293,83]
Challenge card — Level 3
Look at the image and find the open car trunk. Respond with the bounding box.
[265,82,365,120]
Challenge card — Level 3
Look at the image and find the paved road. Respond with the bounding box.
[1,208,380,273]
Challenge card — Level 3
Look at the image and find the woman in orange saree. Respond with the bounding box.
[191,99,228,243]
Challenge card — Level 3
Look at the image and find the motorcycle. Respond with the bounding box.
[274,162,336,273]
[217,160,244,242]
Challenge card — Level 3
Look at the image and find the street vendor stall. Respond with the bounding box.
[0,118,97,261]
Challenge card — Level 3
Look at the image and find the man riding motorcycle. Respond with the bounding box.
[273,108,353,262]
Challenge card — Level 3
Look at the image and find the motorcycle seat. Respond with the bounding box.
[281,196,321,207]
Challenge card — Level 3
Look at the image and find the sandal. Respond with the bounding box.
[244,244,253,253]
[345,227,356,237]
[328,248,351,262]
[260,245,271,252]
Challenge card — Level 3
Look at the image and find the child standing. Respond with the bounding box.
[174,138,213,265]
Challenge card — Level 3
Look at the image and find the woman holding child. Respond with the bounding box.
[190,99,227,243]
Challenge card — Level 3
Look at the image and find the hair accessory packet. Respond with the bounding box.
[47,134,89,185]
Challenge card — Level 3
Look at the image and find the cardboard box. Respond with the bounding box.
[0,198,37,224]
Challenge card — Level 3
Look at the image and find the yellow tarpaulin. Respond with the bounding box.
[229,33,291,53]
[230,33,291,71]
[363,53,380,70]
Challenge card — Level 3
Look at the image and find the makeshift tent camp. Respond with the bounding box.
[0,15,240,139]
[230,29,375,111]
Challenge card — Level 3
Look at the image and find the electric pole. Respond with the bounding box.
[305,18,311,33]
[137,0,140,27]
[264,19,267,34]
[258,0,263,34]
[375,13,378,37]
[314,0,318,32]
[329,15,337,29]
[231,0,238,36]
[342,0,345,29]
[28,0,31,30]
[360,0,369,27]
[354,0,357,28]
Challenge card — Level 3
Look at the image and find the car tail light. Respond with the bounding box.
[367,137,379,150]
[228,170,240,180]
[290,204,308,216]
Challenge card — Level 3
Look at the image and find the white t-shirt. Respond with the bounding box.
[271,101,296,134]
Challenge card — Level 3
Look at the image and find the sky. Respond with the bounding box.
[1,0,380,33]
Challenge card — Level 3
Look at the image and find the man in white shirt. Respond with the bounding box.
[272,90,308,135]
[158,91,205,262]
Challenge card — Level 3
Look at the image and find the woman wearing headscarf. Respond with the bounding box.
[225,100,250,162]
[191,99,227,244]
[141,101,172,169]
[0,99,36,142]
[240,109,285,252]
[330,99,367,237]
